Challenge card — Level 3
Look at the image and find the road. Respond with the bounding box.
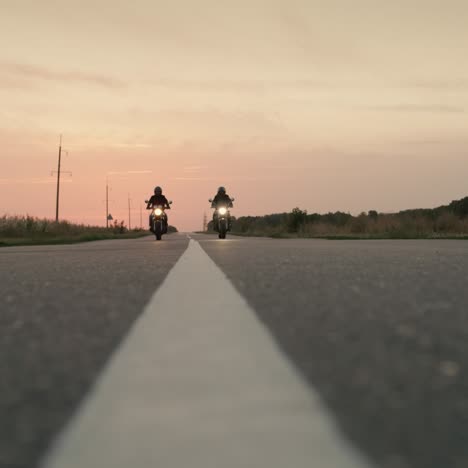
[1,233,468,468]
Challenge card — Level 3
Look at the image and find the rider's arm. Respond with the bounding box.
[146,196,153,209]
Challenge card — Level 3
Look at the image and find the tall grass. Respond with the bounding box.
[0,215,148,246]
[229,198,468,239]
[299,213,468,238]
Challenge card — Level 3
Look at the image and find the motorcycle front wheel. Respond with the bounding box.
[154,221,163,241]
[218,220,227,239]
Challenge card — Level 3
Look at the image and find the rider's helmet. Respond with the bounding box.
[217,186,226,195]
[154,186,163,195]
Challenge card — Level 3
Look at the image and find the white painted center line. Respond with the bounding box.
[41,239,374,468]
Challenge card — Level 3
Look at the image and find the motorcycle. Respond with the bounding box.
[145,200,172,241]
[209,198,234,239]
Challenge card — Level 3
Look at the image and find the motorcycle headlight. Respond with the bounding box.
[218,207,227,215]
[154,208,163,216]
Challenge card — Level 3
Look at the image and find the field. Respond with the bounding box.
[0,216,150,247]
[222,196,468,239]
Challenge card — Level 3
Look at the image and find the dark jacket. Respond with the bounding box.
[212,193,233,208]
[147,194,170,209]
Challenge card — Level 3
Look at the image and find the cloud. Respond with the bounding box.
[107,170,153,175]
[396,138,468,145]
[147,78,331,94]
[171,177,216,181]
[0,177,72,185]
[108,143,153,148]
[183,166,206,173]
[127,170,153,174]
[0,61,126,89]
[0,74,36,91]
[123,107,287,136]
[361,105,465,114]
[404,79,468,91]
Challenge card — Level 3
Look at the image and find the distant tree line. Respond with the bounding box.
[221,196,468,238]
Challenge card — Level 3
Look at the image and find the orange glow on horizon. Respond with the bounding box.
[1,1,468,230]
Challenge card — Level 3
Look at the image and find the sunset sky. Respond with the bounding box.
[1,0,467,231]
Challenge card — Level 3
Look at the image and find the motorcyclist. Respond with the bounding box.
[211,186,233,230]
[147,186,171,231]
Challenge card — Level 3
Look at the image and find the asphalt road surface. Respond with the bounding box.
[0,236,189,468]
[1,233,468,468]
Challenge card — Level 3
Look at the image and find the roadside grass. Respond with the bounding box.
[228,231,468,240]
[204,207,468,240]
[0,215,150,247]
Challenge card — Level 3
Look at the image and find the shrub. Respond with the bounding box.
[287,208,308,233]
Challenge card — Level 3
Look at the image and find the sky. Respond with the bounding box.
[1,0,467,231]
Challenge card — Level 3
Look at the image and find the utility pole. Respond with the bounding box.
[128,194,132,230]
[140,203,143,229]
[203,212,208,232]
[51,135,71,222]
[55,135,62,222]
[104,174,114,228]
[106,179,109,228]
